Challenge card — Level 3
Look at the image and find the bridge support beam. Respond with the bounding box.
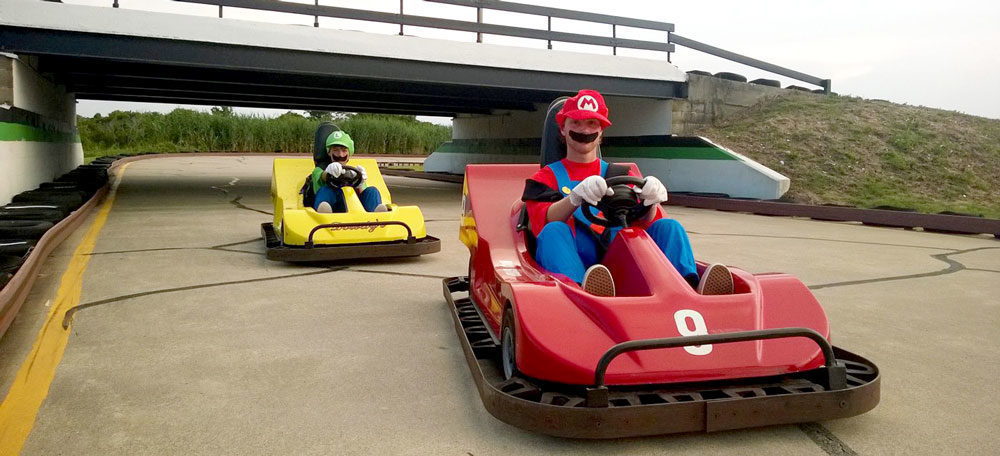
[425,93,789,200]
[1,54,82,205]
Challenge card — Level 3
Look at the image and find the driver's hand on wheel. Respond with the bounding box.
[634,176,668,206]
[324,162,344,178]
[353,165,368,183]
[569,175,612,206]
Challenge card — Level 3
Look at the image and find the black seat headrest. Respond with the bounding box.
[540,98,568,167]
[313,122,341,168]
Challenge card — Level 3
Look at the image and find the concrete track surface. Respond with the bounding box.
[1,156,997,455]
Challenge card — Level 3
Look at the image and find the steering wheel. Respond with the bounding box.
[581,176,652,228]
[325,164,364,188]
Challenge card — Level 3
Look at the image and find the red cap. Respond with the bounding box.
[556,89,612,128]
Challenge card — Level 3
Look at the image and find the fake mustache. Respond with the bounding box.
[568,130,600,144]
[331,154,349,163]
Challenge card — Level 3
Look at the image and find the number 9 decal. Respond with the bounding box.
[673,309,712,355]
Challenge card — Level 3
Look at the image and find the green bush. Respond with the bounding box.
[79,109,451,158]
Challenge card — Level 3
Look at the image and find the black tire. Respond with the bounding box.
[714,71,748,82]
[686,70,712,76]
[750,78,781,87]
[0,255,25,273]
[786,85,811,92]
[500,308,518,380]
[0,239,35,256]
[0,220,54,240]
[0,206,66,222]
[12,191,84,209]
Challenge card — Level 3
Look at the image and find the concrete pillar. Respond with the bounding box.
[1,54,83,205]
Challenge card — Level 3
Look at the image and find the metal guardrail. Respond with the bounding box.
[152,0,828,91]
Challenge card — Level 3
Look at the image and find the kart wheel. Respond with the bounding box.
[500,309,517,380]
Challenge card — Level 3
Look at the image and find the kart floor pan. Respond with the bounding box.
[443,276,881,439]
[262,222,440,262]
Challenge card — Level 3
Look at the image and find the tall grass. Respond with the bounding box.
[78,109,452,158]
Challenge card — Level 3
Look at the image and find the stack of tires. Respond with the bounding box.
[0,156,119,291]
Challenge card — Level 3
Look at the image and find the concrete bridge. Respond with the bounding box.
[1,0,829,203]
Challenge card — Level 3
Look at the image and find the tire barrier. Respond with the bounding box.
[750,78,781,87]
[714,71,748,82]
[0,157,116,338]
[0,240,35,257]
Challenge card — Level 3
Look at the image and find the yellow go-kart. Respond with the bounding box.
[261,124,440,262]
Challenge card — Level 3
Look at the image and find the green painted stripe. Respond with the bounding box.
[0,122,80,143]
[602,146,736,160]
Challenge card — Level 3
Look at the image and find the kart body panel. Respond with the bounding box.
[460,164,829,386]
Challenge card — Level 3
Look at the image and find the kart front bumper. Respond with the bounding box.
[262,222,440,262]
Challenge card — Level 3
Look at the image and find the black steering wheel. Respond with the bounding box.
[581,176,652,228]
[325,164,364,188]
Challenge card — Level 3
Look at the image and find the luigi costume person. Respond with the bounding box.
[521,89,733,297]
[312,130,387,213]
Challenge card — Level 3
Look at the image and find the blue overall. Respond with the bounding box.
[534,160,698,285]
[314,185,382,213]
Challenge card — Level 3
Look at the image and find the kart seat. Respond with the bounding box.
[302,121,342,209]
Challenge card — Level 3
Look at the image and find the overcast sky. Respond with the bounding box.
[70,0,1000,121]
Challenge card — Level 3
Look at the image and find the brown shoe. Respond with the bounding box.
[697,263,733,295]
[583,264,615,297]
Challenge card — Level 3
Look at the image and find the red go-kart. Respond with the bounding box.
[442,99,879,438]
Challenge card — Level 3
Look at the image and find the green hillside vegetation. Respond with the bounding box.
[697,93,1000,218]
[78,108,451,158]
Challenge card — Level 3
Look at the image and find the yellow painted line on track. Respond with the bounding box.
[0,163,130,455]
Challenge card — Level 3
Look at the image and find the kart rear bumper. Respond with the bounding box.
[262,222,440,262]
[443,276,880,439]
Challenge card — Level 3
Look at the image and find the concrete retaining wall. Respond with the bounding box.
[0,54,82,205]
[671,73,790,136]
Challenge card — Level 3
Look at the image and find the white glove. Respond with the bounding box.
[353,165,368,183]
[634,176,668,206]
[324,162,344,178]
[568,175,612,206]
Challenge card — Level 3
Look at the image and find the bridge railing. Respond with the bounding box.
[165,0,829,92]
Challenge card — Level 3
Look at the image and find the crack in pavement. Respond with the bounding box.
[61,266,348,328]
[87,238,264,257]
[689,231,956,251]
[230,195,272,216]
[799,422,859,456]
[691,232,999,290]
[350,268,450,280]
[810,246,998,290]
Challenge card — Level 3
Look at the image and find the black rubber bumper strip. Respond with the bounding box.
[443,276,880,439]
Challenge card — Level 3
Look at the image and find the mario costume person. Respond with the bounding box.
[521,89,733,297]
[312,130,387,213]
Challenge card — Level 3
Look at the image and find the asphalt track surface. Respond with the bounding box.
[1,156,997,455]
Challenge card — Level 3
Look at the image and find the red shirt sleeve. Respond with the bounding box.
[525,166,558,236]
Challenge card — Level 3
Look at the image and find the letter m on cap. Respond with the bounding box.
[577,95,599,112]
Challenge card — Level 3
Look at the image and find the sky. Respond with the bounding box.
[67,0,1000,121]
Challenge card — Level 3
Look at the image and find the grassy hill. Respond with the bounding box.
[696,93,1000,218]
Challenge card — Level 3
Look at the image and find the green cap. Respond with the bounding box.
[324,130,354,154]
